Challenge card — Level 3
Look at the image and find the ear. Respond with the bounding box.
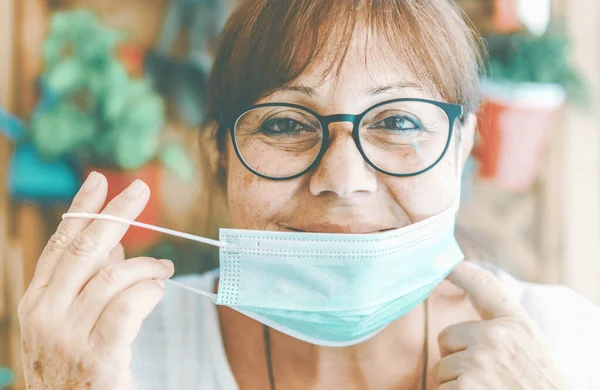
[200,121,229,189]
[219,133,230,188]
[220,135,229,170]
[459,113,476,167]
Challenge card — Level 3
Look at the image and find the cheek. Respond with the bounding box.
[383,158,458,222]
[226,152,302,229]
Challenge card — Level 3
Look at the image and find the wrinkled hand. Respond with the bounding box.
[18,173,175,390]
[433,261,570,390]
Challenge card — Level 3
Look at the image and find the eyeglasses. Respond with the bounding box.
[220,98,463,180]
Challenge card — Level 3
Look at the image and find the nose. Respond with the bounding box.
[309,123,378,198]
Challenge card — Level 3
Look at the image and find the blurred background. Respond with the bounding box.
[0,0,599,388]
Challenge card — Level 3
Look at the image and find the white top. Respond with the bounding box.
[132,264,600,390]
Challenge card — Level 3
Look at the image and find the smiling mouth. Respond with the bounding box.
[282,226,397,234]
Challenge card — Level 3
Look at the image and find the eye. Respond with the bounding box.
[373,116,422,132]
[260,118,312,134]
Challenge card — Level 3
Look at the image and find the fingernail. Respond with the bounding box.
[81,172,101,193]
[160,259,174,269]
[156,279,166,289]
[124,180,148,197]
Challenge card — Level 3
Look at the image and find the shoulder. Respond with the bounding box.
[477,262,600,390]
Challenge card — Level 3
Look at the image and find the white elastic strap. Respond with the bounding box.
[164,278,218,301]
[61,212,227,248]
[455,135,464,206]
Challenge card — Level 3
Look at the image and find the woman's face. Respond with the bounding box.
[224,36,475,233]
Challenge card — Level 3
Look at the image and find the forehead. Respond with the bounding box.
[275,28,441,101]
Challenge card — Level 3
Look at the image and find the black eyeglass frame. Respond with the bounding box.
[219,98,464,181]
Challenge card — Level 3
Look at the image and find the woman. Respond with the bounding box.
[18,0,600,389]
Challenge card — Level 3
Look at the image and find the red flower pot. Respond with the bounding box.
[84,163,162,253]
[492,0,521,33]
[474,81,566,191]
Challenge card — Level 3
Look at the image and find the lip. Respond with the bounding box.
[279,223,397,234]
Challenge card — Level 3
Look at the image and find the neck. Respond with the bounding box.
[216,279,469,390]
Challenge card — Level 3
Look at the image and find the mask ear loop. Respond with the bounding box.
[61,212,225,300]
[164,278,218,301]
[452,119,464,211]
[62,212,227,248]
[457,133,463,204]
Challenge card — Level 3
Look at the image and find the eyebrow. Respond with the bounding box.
[276,84,318,97]
[276,82,424,97]
[366,82,424,96]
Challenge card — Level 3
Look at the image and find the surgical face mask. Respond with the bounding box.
[63,143,465,347]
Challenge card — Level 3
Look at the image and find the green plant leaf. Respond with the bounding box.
[30,103,96,160]
[90,60,128,102]
[45,58,87,96]
[484,25,587,104]
[112,129,160,170]
[33,9,167,170]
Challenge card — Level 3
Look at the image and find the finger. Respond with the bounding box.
[446,261,523,319]
[28,172,108,292]
[77,243,124,299]
[85,243,125,295]
[107,243,125,266]
[46,179,150,303]
[96,367,132,390]
[439,375,479,390]
[70,258,174,329]
[89,279,166,357]
[437,381,459,390]
[438,321,481,357]
[433,350,471,384]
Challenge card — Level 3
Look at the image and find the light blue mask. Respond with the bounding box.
[62,154,464,347]
[218,206,462,347]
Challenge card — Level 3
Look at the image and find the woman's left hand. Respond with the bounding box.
[432,261,570,390]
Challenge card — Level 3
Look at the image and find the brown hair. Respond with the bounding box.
[204,0,482,151]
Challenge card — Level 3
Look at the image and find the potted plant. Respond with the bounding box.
[28,10,194,251]
[474,25,586,191]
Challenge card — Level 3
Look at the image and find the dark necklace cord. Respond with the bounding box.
[264,324,276,390]
[264,298,429,390]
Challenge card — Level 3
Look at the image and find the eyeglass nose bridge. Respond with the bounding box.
[319,114,363,146]
[314,113,370,174]
[321,113,360,128]
[317,113,363,154]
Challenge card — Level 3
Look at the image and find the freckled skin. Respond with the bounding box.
[33,359,43,377]
[225,43,474,234]
[25,348,120,390]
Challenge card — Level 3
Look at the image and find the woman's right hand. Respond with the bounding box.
[17,172,175,390]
